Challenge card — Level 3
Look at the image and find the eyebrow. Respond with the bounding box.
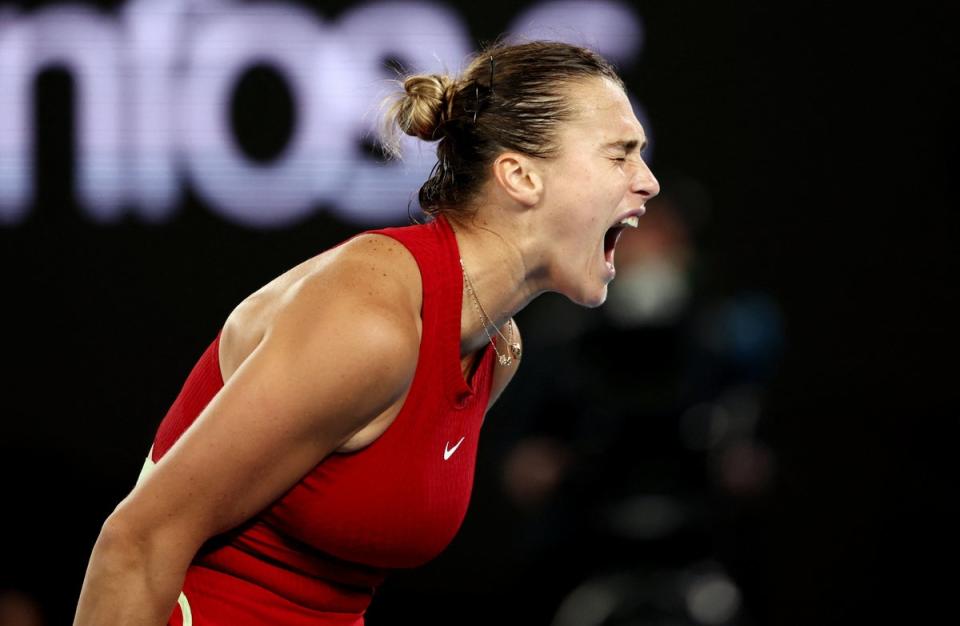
[603,138,648,152]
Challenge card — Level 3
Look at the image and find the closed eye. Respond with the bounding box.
[613,152,647,165]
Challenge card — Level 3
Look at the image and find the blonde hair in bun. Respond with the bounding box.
[379,73,457,159]
[376,40,625,218]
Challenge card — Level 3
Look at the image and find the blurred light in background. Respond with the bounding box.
[0,0,649,227]
[549,563,743,626]
[696,294,784,382]
[683,566,741,625]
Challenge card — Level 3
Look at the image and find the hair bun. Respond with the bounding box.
[396,74,457,141]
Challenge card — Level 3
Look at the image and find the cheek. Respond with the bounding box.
[561,168,601,204]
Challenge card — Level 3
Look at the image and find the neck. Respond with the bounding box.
[445,210,548,357]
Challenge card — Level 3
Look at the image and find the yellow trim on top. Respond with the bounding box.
[137,445,156,486]
[177,591,192,626]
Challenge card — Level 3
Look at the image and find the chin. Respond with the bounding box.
[565,283,609,309]
[554,261,612,308]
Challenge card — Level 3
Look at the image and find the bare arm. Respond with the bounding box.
[73,246,420,625]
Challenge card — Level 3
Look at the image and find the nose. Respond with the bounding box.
[632,159,660,201]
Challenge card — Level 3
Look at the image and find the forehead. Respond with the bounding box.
[562,77,645,146]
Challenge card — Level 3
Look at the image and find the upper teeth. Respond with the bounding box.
[618,215,639,228]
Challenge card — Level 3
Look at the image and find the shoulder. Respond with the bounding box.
[285,232,422,328]
[266,233,424,382]
[322,231,421,294]
[223,231,426,385]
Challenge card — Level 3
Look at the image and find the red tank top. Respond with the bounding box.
[144,213,497,625]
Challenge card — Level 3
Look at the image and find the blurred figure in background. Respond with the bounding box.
[492,175,784,624]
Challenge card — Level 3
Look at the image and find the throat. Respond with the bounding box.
[604,225,625,262]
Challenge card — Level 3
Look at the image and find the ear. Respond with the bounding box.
[491,152,543,207]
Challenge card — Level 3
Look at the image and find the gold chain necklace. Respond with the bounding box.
[460,258,521,366]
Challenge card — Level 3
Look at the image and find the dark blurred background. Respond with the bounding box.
[0,1,955,625]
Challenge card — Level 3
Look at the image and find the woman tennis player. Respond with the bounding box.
[73,39,659,625]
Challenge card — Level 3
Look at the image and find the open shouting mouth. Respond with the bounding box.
[603,211,643,272]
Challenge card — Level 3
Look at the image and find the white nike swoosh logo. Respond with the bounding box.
[444,436,466,460]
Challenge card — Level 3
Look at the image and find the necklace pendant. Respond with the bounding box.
[498,353,512,366]
[509,342,522,360]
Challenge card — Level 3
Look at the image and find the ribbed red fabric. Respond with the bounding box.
[150,214,496,625]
